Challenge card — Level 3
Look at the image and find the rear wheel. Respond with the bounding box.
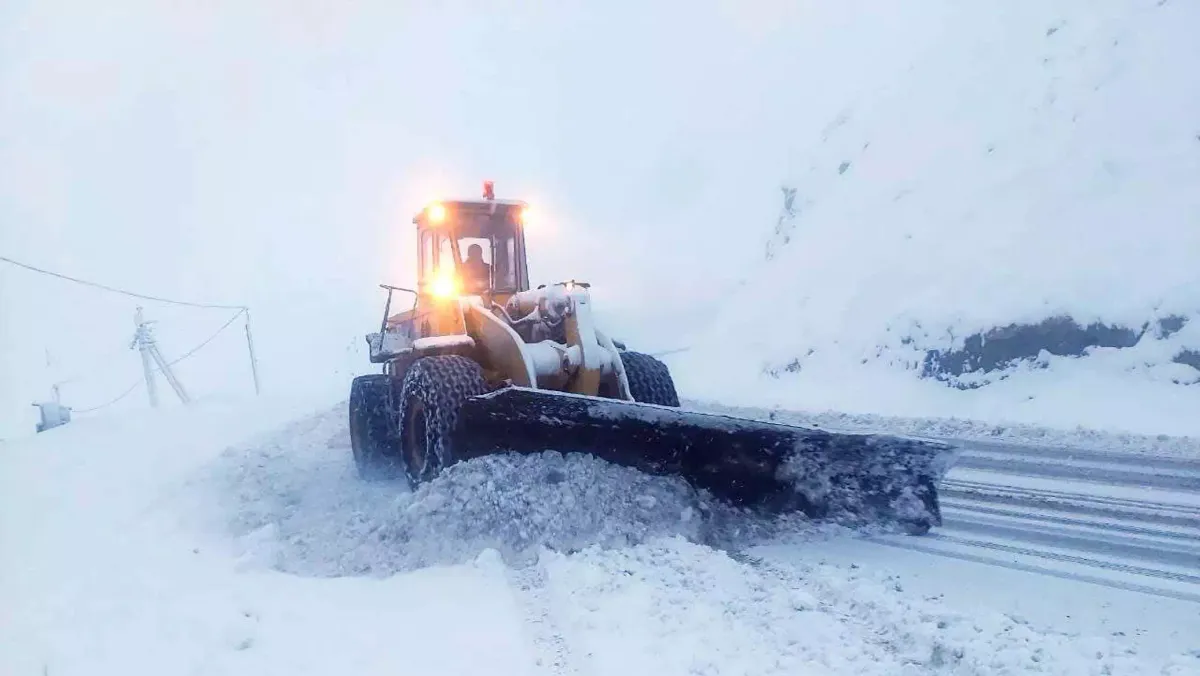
[397,355,488,487]
[619,351,680,407]
[349,374,403,480]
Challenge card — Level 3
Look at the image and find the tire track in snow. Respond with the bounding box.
[938,500,1200,543]
[899,443,1200,604]
[952,454,1200,490]
[505,560,589,676]
[944,439,1200,473]
[947,441,1200,491]
[943,480,1200,518]
[927,533,1200,586]
[940,511,1200,570]
[870,536,1200,604]
[942,485,1200,529]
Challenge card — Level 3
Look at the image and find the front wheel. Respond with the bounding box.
[397,355,488,487]
[348,374,403,480]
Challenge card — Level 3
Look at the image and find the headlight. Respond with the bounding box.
[428,203,447,224]
[430,268,460,299]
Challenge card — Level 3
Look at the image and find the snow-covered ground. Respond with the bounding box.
[4,397,1198,675]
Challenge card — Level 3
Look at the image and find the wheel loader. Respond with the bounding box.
[349,181,956,534]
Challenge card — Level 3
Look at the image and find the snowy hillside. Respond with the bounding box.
[673,0,1200,437]
[5,400,1198,675]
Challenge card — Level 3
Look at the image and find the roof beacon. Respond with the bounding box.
[483,180,496,201]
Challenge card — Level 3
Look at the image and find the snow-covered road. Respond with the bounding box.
[949,446,1200,492]
[754,432,1200,666]
[3,398,1198,674]
[939,481,1200,590]
[921,445,1200,604]
[690,397,1200,611]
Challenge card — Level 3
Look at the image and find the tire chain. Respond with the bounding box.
[398,355,489,482]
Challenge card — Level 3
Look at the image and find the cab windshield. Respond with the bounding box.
[421,231,519,293]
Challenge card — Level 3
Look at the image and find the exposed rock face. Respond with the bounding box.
[920,315,1192,388]
[1175,349,1200,371]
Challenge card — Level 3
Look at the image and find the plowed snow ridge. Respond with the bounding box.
[202,405,835,577]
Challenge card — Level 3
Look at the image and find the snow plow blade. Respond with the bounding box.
[452,387,958,532]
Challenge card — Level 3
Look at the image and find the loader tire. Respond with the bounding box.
[397,355,488,487]
[619,351,680,407]
[349,374,403,480]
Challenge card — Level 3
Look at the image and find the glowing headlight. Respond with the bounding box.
[428,203,447,224]
[518,206,532,227]
[430,268,460,299]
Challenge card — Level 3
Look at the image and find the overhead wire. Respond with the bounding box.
[163,308,248,366]
[3,254,254,412]
[0,255,247,310]
[71,381,144,414]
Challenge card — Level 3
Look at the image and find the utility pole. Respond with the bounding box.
[132,306,190,406]
[148,341,190,404]
[244,309,261,395]
[134,307,160,407]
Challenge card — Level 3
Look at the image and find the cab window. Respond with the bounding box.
[492,235,518,291]
[421,229,520,293]
[420,231,436,279]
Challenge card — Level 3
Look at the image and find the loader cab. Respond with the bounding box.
[412,193,532,304]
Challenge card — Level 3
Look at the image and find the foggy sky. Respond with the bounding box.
[1,0,920,437]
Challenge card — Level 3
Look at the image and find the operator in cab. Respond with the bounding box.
[461,243,492,292]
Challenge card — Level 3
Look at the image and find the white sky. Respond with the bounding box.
[0,0,931,437]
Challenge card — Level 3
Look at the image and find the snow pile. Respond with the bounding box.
[675,0,1200,437]
[203,404,834,577]
[391,452,704,566]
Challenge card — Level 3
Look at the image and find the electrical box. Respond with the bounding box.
[34,401,71,433]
